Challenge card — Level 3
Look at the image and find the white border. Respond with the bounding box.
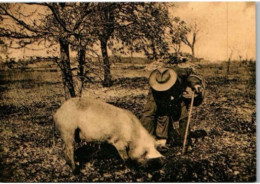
[256,1,259,183]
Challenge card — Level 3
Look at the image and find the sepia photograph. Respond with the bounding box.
[0,2,256,182]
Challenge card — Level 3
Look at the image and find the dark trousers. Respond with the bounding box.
[141,111,189,145]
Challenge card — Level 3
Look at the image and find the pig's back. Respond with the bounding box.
[69,97,136,141]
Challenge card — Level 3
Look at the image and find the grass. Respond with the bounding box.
[0,60,256,182]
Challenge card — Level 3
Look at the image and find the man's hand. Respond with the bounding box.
[193,84,202,94]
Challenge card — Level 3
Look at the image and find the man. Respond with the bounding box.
[140,66,205,152]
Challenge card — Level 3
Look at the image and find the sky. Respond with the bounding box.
[0,2,256,62]
[170,2,256,61]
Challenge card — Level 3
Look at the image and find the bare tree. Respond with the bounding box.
[180,21,200,60]
[227,50,233,74]
[41,3,97,98]
[0,3,73,98]
[0,3,95,99]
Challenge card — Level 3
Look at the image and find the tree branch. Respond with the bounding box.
[73,3,93,31]
[44,3,71,33]
[0,5,40,34]
[0,28,43,39]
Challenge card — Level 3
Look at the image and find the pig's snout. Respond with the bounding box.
[141,156,166,170]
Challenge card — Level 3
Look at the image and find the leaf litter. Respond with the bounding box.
[0,62,256,182]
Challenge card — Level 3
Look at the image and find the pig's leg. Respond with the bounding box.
[118,149,129,161]
[61,132,76,172]
[113,141,129,161]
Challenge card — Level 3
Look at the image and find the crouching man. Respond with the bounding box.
[140,66,205,152]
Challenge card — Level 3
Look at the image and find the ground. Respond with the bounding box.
[0,60,256,182]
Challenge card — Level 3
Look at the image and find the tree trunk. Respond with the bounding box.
[100,38,112,87]
[191,45,195,60]
[78,48,86,96]
[227,58,231,74]
[59,38,76,99]
[78,48,85,80]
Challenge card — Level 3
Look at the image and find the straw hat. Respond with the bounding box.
[149,68,177,91]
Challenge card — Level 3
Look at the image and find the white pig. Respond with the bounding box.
[53,97,164,172]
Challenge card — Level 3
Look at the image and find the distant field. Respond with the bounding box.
[0,56,152,71]
[0,61,256,182]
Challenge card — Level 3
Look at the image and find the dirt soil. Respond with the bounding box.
[0,61,256,182]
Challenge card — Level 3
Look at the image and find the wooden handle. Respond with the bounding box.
[182,91,195,154]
